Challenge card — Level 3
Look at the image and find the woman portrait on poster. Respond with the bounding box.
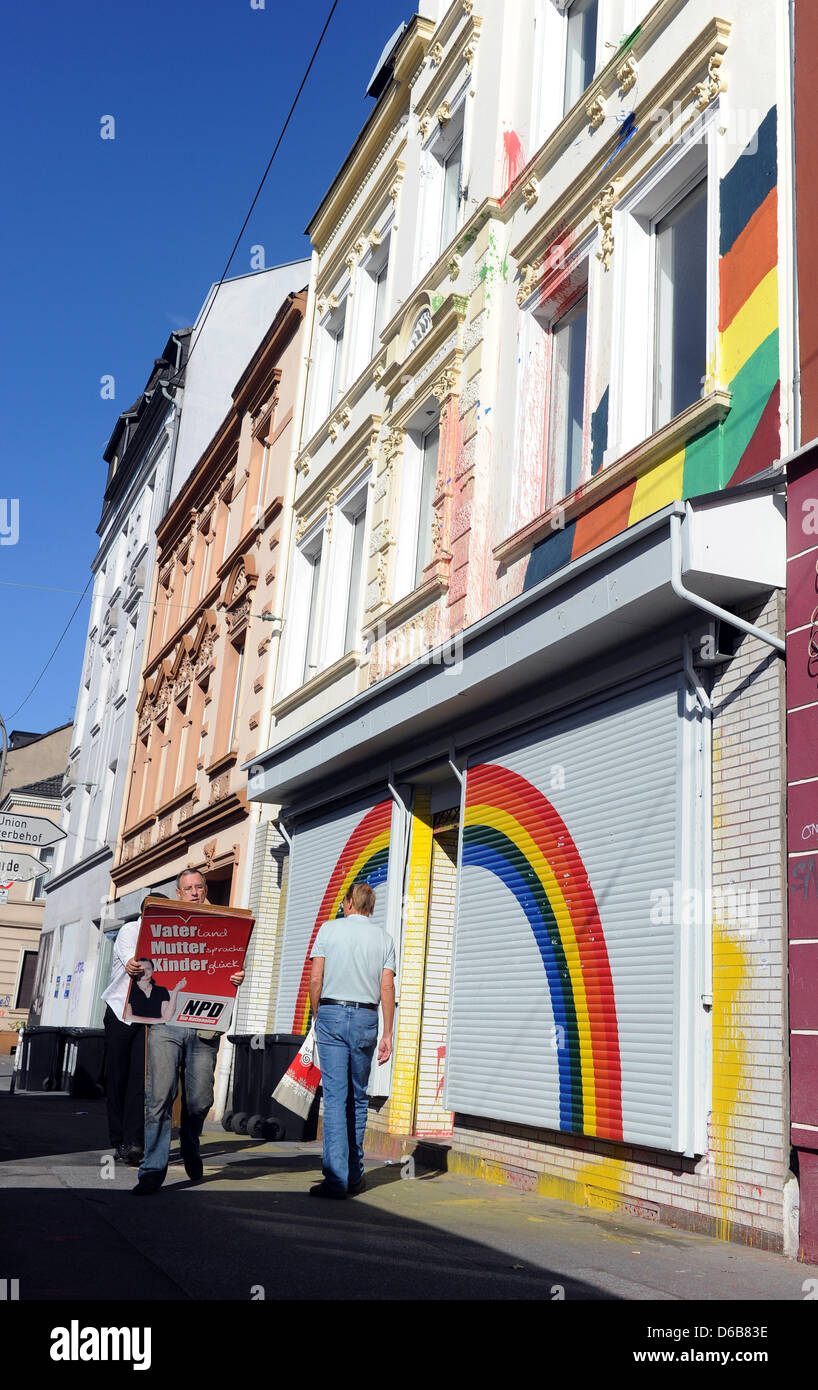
[124,959,187,1025]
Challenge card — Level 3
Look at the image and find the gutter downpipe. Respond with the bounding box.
[670,509,785,656]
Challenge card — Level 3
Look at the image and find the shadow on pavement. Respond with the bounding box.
[1,1181,618,1302]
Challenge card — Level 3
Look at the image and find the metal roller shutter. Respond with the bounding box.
[274,791,405,1093]
[446,671,705,1155]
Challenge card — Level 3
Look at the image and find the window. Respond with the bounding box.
[302,542,324,682]
[608,117,717,461]
[371,259,389,359]
[548,295,589,498]
[15,950,38,1011]
[415,422,440,588]
[440,137,463,252]
[420,102,467,272]
[33,846,55,901]
[329,318,345,405]
[228,645,244,748]
[653,179,708,429]
[563,0,598,115]
[344,505,368,653]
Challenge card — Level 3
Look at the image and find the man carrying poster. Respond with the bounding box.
[127,869,254,1196]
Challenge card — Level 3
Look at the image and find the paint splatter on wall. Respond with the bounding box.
[501,126,524,197]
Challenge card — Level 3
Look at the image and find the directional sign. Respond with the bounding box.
[0,812,66,848]
[0,852,47,882]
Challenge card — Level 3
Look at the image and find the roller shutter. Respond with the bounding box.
[274,792,403,1094]
[446,671,706,1154]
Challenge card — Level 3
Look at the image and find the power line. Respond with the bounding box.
[7,576,93,721]
[172,0,340,383]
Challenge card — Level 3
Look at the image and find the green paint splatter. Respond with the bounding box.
[431,293,444,313]
[618,25,641,53]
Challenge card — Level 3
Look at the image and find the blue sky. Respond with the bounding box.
[0,0,409,737]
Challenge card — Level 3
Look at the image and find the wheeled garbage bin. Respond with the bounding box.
[12,1026,70,1093]
[223,1033,319,1141]
[63,1028,107,1099]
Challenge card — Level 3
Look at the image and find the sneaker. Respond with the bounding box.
[347,1177,367,1196]
[309,1181,346,1200]
[113,1144,128,1163]
[124,1146,144,1167]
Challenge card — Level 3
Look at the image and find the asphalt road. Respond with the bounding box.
[2,1092,817,1305]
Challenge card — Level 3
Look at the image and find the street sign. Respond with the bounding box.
[0,812,66,848]
[0,852,46,882]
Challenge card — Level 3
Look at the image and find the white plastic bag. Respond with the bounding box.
[271,1023,322,1119]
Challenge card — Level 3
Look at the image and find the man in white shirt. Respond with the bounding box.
[308,882,396,1199]
[101,914,148,1165]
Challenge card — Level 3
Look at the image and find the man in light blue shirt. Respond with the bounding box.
[308,882,396,1199]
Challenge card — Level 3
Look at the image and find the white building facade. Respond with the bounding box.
[39,262,311,1028]
[37,338,187,1026]
[247,0,796,1251]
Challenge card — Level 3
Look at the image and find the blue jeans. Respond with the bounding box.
[315,1004,379,1193]
[139,1025,220,1186]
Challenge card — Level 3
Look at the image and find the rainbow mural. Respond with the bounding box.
[463,763,623,1139]
[525,107,780,591]
[291,799,392,1032]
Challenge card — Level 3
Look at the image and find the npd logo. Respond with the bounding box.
[177,997,225,1025]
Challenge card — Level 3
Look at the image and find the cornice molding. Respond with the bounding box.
[308,19,434,250]
[296,412,382,522]
[380,291,468,403]
[272,650,361,721]
[414,12,482,126]
[361,570,449,642]
[315,156,406,296]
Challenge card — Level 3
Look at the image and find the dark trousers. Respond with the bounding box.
[103,1005,146,1150]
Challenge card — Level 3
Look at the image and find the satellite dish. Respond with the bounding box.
[366,22,407,99]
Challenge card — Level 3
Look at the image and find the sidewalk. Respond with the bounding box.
[1,1092,815,1301]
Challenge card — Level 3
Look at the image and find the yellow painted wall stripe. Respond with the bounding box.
[628,444,686,526]
[389,792,433,1136]
[719,266,778,388]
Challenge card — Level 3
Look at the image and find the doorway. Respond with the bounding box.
[413,808,459,1137]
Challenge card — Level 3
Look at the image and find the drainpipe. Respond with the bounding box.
[670,510,785,655]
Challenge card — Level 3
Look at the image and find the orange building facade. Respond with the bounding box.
[112,290,307,906]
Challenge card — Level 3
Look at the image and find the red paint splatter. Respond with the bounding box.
[501,128,524,198]
[539,226,579,314]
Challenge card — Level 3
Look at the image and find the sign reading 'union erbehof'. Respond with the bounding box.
[123,896,254,1032]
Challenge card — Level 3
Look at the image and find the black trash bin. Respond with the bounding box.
[63,1029,107,1099]
[12,1026,70,1093]
[224,1033,318,1141]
